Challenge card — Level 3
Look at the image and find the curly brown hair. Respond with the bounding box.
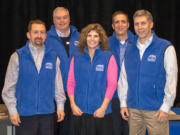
[78,23,109,53]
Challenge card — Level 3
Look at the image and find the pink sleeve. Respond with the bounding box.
[105,55,118,100]
[67,57,76,96]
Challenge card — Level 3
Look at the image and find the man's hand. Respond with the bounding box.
[10,113,21,126]
[121,107,129,121]
[154,110,168,122]
[57,110,65,122]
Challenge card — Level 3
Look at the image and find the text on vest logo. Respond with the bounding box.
[147,54,156,62]
[96,64,104,71]
[74,41,79,46]
[45,62,53,69]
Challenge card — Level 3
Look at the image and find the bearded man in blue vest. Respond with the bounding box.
[118,9,178,135]
[2,19,66,135]
[108,10,134,135]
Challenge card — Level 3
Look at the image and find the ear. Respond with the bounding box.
[53,17,55,24]
[112,24,115,30]
[127,22,130,29]
[26,32,30,39]
[150,22,154,29]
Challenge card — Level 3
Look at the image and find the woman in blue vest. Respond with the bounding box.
[67,23,118,135]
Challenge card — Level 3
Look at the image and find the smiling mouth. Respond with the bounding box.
[89,41,97,44]
[137,31,144,34]
[35,38,42,41]
[59,23,66,26]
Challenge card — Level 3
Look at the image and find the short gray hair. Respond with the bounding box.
[53,7,69,17]
[133,9,153,22]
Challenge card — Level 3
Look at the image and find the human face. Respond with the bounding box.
[86,30,100,51]
[112,14,129,37]
[134,16,153,42]
[53,9,70,33]
[27,24,46,47]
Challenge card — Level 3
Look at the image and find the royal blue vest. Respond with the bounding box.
[108,30,134,98]
[125,33,171,110]
[16,41,57,116]
[46,25,80,92]
[74,48,112,114]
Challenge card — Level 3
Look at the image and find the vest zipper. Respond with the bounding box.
[137,53,142,107]
[37,77,39,112]
[137,62,141,107]
[87,56,93,113]
[29,53,40,113]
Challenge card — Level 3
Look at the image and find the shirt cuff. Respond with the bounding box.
[120,100,127,108]
[8,107,18,116]
[57,103,65,111]
[160,103,171,113]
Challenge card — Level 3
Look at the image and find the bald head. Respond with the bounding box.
[53,7,70,18]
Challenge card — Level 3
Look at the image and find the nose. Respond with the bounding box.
[59,18,65,22]
[91,36,95,40]
[137,24,143,29]
[89,36,95,40]
[37,33,41,37]
[119,22,123,26]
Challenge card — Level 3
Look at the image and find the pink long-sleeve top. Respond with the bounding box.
[67,55,118,100]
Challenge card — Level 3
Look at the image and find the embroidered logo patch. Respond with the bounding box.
[147,55,156,62]
[96,64,104,71]
[45,62,53,69]
[74,41,79,46]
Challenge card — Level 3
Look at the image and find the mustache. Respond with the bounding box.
[35,38,43,41]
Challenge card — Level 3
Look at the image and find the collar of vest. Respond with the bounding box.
[49,25,78,38]
[84,45,101,55]
[112,30,134,43]
[135,31,157,46]
[23,40,52,54]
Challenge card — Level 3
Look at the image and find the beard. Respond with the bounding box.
[34,38,43,46]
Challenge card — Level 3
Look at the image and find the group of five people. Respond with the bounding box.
[2,6,178,135]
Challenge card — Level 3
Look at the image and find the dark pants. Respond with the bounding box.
[16,113,54,135]
[69,113,113,135]
[58,92,71,135]
[112,98,129,135]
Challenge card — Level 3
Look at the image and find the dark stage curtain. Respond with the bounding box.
[0,0,180,106]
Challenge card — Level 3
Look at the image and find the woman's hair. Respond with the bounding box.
[78,23,109,53]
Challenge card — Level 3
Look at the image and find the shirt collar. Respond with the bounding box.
[114,33,128,46]
[120,40,126,45]
[137,35,153,50]
[29,43,45,53]
[56,28,70,37]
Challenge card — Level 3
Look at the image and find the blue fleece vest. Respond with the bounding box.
[124,33,171,110]
[16,42,57,116]
[46,25,80,92]
[108,30,134,98]
[74,48,112,114]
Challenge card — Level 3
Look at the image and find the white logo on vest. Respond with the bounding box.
[45,62,53,69]
[147,55,156,62]
[74,41,79,46]
[96,64,104,71]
